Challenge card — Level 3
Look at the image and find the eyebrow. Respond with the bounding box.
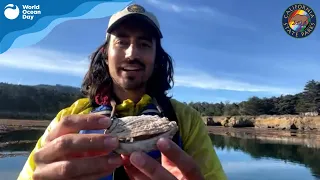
[113,31,153,42]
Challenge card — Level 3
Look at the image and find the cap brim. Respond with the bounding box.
[107,14,163,38]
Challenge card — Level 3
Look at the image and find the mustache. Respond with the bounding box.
[121,59,145,69]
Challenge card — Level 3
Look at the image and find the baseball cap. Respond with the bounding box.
[106,4,163,38]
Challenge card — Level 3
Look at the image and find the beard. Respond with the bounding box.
[110,58,153,92]
[119,75,147,91]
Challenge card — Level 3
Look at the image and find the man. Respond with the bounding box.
[18,3,227,180]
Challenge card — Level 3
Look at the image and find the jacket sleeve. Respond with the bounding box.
[17,116,61,180]
[171,100,227,180]
[17,98,91,180]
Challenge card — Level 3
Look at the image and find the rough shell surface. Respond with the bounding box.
[106,115,178,138]
[105,115,179,154]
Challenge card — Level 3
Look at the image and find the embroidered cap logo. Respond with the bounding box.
[127,4,145,13]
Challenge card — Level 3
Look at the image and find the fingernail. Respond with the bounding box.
[158,138,171,151]
[104,137,118,148]
[131,152,145,167]
[108,156,122,165]
[98,117,110,126]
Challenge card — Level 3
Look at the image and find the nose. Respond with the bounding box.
[125,43,140,60]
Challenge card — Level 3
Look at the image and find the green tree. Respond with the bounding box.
[296,80,320,113]
[223,101,240,116]
[239,96,265,115]
[276,95,298,115]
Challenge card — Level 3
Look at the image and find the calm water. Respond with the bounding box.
[210,134,320,180]
[1,130,320,180]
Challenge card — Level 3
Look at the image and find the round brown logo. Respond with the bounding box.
[127,4,145,13]
[282,4,317,38]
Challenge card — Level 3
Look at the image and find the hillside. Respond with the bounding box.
[0,82,84,120]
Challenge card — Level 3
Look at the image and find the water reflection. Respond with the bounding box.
[0,129,44,142]
[0,129,43,152]
[1,129,320,179]
[210,134,320,178]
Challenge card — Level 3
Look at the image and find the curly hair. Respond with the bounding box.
[81,21,174,106]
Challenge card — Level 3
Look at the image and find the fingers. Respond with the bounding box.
[121,155,131,167]
[33,154,123,180]
[122,155,150,180]
[45,114,111,143]
[32,114,118,180]
[34,134,119,164]
[129,151,177,180]
[124,164,151,180]
[70,171,116,180]
[157,138,204,180]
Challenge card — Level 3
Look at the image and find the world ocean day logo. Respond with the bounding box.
[0,0,133,54]
[4,3,41,20]
[282,4,316,38]
[4,4,20,20]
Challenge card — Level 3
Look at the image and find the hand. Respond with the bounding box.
[32,114,123,180]
[123,138,205,180]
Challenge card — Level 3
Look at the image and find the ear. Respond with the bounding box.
[101,47,108,64]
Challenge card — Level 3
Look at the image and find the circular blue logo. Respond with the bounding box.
[282,4,316,38]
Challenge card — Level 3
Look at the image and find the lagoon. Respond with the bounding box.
[0,130,319,180]
[211,134,320,180]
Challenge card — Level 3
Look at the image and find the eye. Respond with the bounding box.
[116,39,129,46]
[140,41,152,48]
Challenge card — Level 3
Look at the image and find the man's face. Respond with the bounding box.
[107,20,157,91]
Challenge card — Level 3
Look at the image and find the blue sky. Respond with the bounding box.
[0,0,319,103]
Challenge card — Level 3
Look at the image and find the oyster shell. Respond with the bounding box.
[106,115,179,155]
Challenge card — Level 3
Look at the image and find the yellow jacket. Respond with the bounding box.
[17,95,227,180]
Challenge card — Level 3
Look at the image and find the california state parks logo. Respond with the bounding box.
[282,4,316,38]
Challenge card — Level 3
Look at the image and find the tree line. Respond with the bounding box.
[0,80,319,120]
[0,83,84,120]
[188,80,320,116]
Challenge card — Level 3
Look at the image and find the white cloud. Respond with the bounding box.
[145,0,207,13]
[0,47,89,77]
[0,47,297,94]
[174,68,298,95]
[144,0,256,31]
